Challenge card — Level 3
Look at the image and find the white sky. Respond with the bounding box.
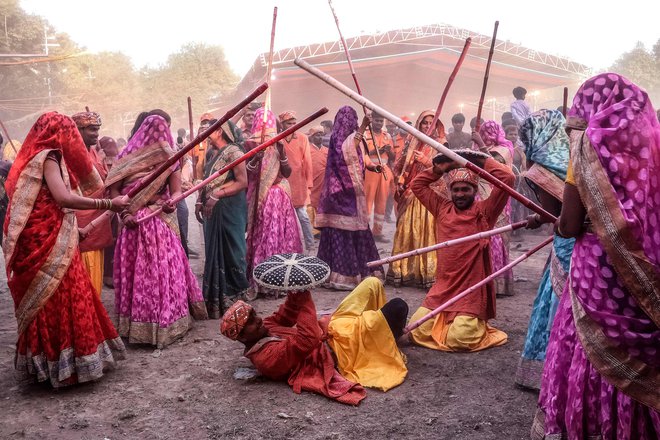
[21,0,660,77]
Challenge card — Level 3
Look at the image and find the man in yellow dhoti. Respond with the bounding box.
[71,111,112,295]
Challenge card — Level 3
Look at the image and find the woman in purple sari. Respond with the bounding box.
[109,115,207,348]
[532,73,659,439]
[316,106,384,290]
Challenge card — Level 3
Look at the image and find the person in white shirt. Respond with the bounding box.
[510,86,532,126]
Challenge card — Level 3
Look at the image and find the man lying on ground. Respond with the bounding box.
[220,275,408,404]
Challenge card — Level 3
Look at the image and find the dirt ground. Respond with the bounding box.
[0,202,552,440]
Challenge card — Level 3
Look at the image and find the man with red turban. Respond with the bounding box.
[408,151,514,352]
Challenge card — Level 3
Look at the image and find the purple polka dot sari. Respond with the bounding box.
[533,74,660,439]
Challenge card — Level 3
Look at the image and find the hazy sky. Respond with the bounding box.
[21,0,659,77]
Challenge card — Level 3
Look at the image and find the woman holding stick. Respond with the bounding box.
[533,74,659,439]
[387,110,447,288]
[196,120,250,318]
[316,106,384,290]
[4,112,128,386]
[245,108,303,296]
[109,114,207,348]
[514,109,574,390]
[473,120,515,297]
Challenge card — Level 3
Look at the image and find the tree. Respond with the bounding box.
[609,40,660,103]
[142,42,239,130]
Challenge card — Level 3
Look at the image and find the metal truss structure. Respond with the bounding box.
[258,23,591,77]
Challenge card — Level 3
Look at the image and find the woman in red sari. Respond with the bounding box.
[3,112,128,387]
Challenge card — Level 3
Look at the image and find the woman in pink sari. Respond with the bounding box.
[532,73,659,439]
[108,115,207,348]
[473,120,515,296]
[245,108,303,294]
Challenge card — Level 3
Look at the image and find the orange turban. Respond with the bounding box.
[278,110,296,123]
[220,300,254,340]
[71,111,102,128]
[447,168,479,188]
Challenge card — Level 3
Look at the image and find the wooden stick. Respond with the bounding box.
[137,107,329,224]
[474,21,499,133]
[328,0,387,181]
[367,220,526,268]
[398,37,472,190]
[0,118,18,155]
[252,6,278,245]
[294,58,557,222]
[79,83,269,236]
[562,87,568,117]
[187,96,194,142]
[404,235,553,334]
[85,106,90,112]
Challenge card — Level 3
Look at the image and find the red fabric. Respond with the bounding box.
[76,148,113,252]
[5,112,95,198]
[411,159,515,320]
[245,291,366,405]
[11,187,120,384]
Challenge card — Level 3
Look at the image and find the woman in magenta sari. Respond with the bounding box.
[473,120,515,296]
[245,108,303,295]
[316,106,384,290]
[108,115,207,348]
[532,73,659,439]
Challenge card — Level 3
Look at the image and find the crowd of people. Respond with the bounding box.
[1,73,658,439]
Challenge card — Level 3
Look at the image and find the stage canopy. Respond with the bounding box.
[216,24,591,123]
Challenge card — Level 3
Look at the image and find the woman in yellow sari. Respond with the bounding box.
[386,110,446,288]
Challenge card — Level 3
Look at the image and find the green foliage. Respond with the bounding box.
[0,2,238,138]
[609,40,660,103]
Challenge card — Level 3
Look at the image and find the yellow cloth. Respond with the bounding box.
[409,307,507,352]
[328,277,408,391]
[565,158,575,185]
[81,249,104,295]
[307,205,319,235]
[386,196,437,288]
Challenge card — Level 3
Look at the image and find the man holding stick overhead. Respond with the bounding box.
[408,150,514,352]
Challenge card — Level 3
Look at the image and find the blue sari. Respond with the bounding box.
[514,109,574,389]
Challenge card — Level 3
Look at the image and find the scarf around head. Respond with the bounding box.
[5,112,100,198]
[519,109,570,180]
[568,72,660,268]
[480,120,514,154]
[318,106,361,217]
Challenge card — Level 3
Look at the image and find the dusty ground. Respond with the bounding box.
[0,202,552,440]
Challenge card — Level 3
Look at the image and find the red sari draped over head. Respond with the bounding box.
[3,112,125,387]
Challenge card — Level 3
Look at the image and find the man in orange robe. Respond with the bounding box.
[279,111,314,251]
[363,113,393,238]
[409,153,514,352]
[72,112,112,295]
[306,126,327,237]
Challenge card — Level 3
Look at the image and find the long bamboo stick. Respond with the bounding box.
[398,37,472,190]
[328,0,387,181]
[562,87,568,117]
[0,118,18,155]
[293,58,557,222]
[136,107,329,224]
[404,235,553,334]
[367,220,526,268]
[187,96,195,179]
[79,83,268,236]
[474,21,499,133]
[251,7,278,245]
